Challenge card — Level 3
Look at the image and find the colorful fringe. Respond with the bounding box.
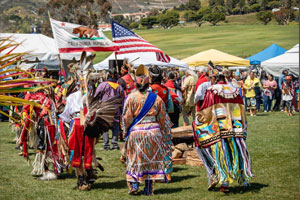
[196,137,253,186]
[125,123,169,183]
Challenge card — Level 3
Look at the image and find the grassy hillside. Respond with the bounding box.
[110,0,188,13]
[0,112,298,199]
[94,23,298,63]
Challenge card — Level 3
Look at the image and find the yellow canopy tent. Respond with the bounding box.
[182,49,250,67]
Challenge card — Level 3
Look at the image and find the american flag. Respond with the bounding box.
[111,19,170,63]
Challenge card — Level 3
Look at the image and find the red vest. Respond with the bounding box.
[121,74,135,95]
[150,83,168,105]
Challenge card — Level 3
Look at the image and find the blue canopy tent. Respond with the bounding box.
[246,44,286,65]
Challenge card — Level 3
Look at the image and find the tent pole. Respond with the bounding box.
[58,54,65,80]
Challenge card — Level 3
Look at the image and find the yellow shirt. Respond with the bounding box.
[244,77,262,98]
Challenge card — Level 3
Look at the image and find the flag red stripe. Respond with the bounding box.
[118,44,159,49]
[116,49,162,55]
[162,53,170,62]
[114,38,147,43]
[59,46,119,53]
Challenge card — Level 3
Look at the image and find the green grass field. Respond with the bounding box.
[94,22,298,64]
[0,112,298,200]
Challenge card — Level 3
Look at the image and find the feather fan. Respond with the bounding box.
[84,94,122,138]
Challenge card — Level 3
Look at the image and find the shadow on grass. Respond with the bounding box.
[172,167,187,173]
[99,175,117,178]
[171,175,199,183]
[256,114,269,116]
[92,180,127,189]
[155,187,193,194]
[212,183,268,194]
[58,172,76,179]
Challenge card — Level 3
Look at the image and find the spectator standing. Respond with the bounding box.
[223,68,232,83]
[281,75,295,116]
[293,76,299,112]
[260,71,268,86]
[95,69,125,150]
[232,70,244,97]
[263,74,277,112]
[279,69,289,111]
[174,71,181,88]
[164,71,181,128]
[181,70,197,126]
[195,67,209,112]
[195,67,209,92]
[253,71,263,112]
[272,77,282,111]
[244,71,262,116]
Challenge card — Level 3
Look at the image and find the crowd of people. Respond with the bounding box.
[2,54,297,195]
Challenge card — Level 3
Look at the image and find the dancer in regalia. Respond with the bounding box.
[193,71,253,193]
[60,51,121,190]
[122,65,173,195]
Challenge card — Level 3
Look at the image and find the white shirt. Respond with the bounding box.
[194,81,211,104]
[282,93,293,101]
[59,91,83,123]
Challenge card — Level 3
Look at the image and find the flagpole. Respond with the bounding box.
[109,11,120,74]
[48,11,66,82]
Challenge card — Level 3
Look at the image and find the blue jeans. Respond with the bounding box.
[263,94,273,112]
[243,96,247,111]
[103,119,120,148]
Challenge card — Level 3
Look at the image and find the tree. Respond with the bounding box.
[140,16,158,29]
[256,11,273,25]
[183,10,197,22]
[232,7,240,14]
[185,0,201,11]
[238,0,246,13]
[175,3,186,11]
[212,5,227,15]
[129,22,139,29]
[260,0,269,10]
[249,4,261,12]
[203,12,226,25]
[242,5,250,14]
[113,15,124,23]
[267,1,281,9]
[282,0,295,9]
[9,15,22,22]
[198,7,212,16]
[248,0,258,6]
[149,8,160,16]
[41,0,112,36]
[209,0,225,7]
[120,19,130,29]
[273,9,295,25]
[194,7,211,26]
[158,10,179,29]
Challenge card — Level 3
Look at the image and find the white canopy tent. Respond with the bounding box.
[261,44,299,77]
[93,52,188,70]
[0,33,83,61]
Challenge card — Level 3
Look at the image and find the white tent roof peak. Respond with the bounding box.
[94,52,188,70]
[0,33,84,61]
[261,44,299,77]
[286,44,299,53]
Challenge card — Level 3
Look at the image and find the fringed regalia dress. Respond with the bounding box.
[122,91,173,184]
[193,83,253,188]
